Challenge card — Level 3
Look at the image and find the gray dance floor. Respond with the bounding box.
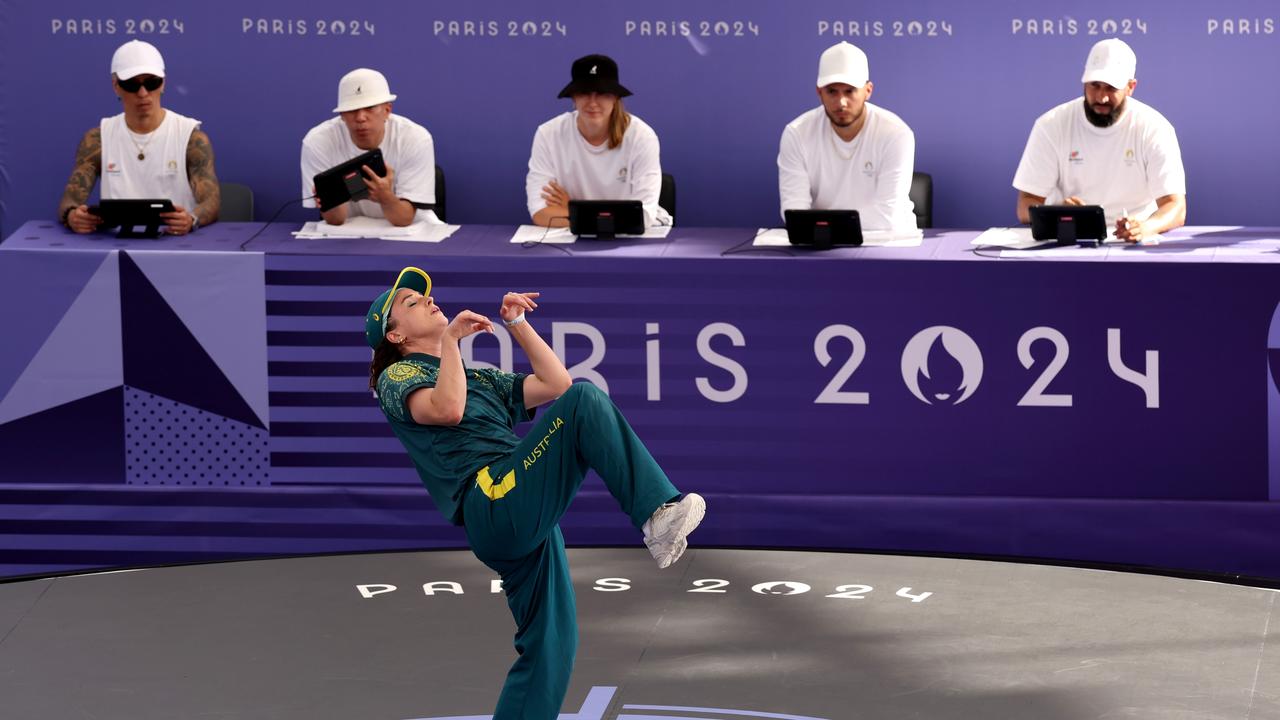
[1,548,1277,719]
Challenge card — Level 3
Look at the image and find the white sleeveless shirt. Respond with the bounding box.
[100,110,200,211]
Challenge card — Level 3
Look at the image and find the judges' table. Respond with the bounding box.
[3,221,1280,580]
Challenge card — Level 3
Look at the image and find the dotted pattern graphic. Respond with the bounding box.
[124,386,270,486]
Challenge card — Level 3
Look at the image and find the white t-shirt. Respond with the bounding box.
[1012,97,1186,227]
[300,114,436,221]
[525,111,672,228]
[100,110,199,212]
[777,103,916,232]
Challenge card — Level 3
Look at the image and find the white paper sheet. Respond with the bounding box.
[292,216,460,242]
[969,227,1052,250]
[752,228,924,247]
[972,226,1156,256]
[509,225,673,244]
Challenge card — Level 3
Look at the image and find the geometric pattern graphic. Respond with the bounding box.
[124,386,269,487]
[264,255,415,487]
[127,251,269,426]
[120,252,267,429]
[0,251,121,426]
[0,247,270,490]
[0,249,268,439]
[0,387,124,484]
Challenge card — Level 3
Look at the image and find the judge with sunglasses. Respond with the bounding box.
[58,40,220,235]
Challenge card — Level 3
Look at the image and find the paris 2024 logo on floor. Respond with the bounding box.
[403,684,832,720]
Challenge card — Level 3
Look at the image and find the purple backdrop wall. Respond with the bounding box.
[2,0,1278,236]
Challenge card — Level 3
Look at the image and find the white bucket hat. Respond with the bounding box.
[817,42,869,88]
[1081,38,1136,89]
[333,68,397,113]
[111,40,165,80]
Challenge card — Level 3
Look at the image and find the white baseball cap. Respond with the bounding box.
[817,42,869,88]
[111,40,165,80]
[1081,38,1137,89]
[334,68,397,113]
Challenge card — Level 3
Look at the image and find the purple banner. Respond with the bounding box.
[2,223,1280,579]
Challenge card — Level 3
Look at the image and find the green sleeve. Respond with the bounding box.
[482,368,534,424]
[377,361,438,423]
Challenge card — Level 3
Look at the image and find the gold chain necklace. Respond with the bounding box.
[126,127,156,161]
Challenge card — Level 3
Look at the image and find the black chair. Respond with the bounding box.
[659,172,676,223]
[433,165,447,223]
[218,182,254,222]
[910,172,933,229]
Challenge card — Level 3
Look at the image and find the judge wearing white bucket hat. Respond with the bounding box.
[300,68,438,227]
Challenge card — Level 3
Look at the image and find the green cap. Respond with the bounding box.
[365,267,432,349]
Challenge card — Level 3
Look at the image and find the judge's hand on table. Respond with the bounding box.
[65,205,103,234]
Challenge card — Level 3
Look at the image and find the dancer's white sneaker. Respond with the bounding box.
[642,493,706,569]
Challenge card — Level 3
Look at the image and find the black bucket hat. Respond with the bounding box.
[557,54,632,99]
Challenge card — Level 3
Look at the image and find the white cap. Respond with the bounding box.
[1081,38,1136,89]
[111,40,165,80]
[333,68,397,113]
[817,42,869,88]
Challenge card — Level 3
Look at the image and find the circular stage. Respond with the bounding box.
[1,548,1276,719]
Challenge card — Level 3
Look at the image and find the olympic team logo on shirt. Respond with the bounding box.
[1069,150,1084,165]
[402,685,833,720]
[862,160,874,177]
[1123,148,1136,166]
[617,168,628,183]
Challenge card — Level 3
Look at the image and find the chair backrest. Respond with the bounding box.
[910,172,933,229]
[433,164,447,223]
[218,182,254,222]
[659,172,676,222]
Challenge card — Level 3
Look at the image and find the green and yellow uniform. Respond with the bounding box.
[378,354,679,719]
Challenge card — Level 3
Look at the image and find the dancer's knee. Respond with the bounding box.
[560,381,608,411]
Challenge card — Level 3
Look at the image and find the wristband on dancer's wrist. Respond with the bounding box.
[503,313,526,328]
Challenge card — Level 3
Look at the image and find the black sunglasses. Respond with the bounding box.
[117,76,164,93]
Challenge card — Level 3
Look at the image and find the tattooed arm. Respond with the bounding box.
[185,129,221,227]
[159,129,222,235]
[162,129,221,234]
[58,128,104,233]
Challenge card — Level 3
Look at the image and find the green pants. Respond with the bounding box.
[463,382,679,720]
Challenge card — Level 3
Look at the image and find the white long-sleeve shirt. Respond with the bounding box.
[777,103,916,232]
[525,111,672,228]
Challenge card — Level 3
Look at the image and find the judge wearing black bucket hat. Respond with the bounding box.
[556,54,633,98]
[526,54,671,229]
